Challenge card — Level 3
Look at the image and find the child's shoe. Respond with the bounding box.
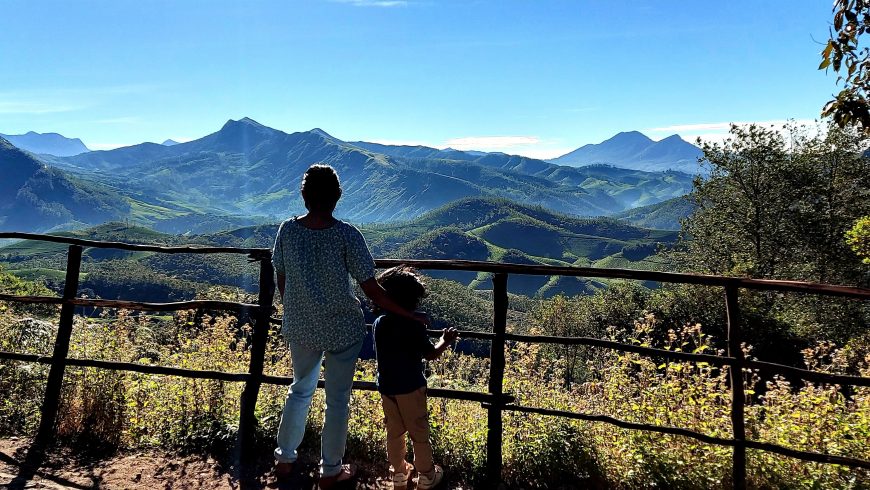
[416,465,444,490]
[391,461,415,489]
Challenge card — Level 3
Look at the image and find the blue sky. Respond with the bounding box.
[0,0,837,158]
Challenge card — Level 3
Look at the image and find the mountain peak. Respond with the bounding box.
[605,131,654,145]
[221,117,268,131]
[550,130,702,174]
[238,116,262,125]
[659,134,685,143]
[308,128,333,138]
[0,131,90,156]
[162,139,179,146]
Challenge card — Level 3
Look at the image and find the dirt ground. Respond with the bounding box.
[0,438,470,490]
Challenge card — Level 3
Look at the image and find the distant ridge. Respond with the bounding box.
[162,139,179,146]
[41,118,693,223]
[550,131,703,174]
[0,136,127,231]
[0,131,90,156]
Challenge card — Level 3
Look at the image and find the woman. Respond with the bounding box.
[271,164,427,487]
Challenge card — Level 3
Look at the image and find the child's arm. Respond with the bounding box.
[424,327,459,360]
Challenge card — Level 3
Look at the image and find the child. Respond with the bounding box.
[373,266,459,489]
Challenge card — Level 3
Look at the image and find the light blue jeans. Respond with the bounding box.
[274,338,363,477]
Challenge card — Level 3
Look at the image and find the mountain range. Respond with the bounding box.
[550,131,703,174]
[1,118,699,233]
[0,131,90,157]
[19,118,693,227]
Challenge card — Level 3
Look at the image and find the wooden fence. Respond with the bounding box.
[1,231,870,489]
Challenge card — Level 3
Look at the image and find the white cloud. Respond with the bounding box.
[367,138,432,147]
[647,119,821,145]
[509,146,576,160]
[444,135,541,150]
[438,135,572,159]
[649,122,734,133]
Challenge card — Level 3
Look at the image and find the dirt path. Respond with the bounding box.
[0,438,471,490]
[0,437,242,489]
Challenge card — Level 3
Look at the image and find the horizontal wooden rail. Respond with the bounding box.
[0,231,270,259]
[746,359,870,387]
[3,232,867,297]
[273,316,499,340]
[0,293,260,313]
[504,404,870,470]
[0,351,508,405]
[5,301,867,387]
[375,259,870,299]
[503,332,734,366]
[3,232,870,487]
[4,347,867,470]
[0,350,251,382]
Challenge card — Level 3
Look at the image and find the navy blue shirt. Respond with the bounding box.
[373,313,435,396]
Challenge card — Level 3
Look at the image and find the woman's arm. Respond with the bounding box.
[359,278,431,327]
[277,273,286,300]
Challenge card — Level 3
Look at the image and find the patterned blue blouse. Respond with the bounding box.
[272,217,376,351]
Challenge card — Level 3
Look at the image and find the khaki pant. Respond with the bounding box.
[380,387,435,477]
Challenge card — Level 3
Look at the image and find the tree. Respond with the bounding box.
[679,124,799,278]
[820,1,870,130]
[533,284,648,388]
[847,215,870,264]
[679,121,870,286]
[675,121,870,343]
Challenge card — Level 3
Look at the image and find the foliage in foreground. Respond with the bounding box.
[0,307,868,489]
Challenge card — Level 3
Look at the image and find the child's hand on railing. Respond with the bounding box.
[442,327,459,345]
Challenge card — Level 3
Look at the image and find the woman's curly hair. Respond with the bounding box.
[301,164,342,211]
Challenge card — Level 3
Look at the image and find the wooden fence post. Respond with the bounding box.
[35,245,83,448]
[237,257,275,475]
[725,283,747,490]
[486,273,508,487]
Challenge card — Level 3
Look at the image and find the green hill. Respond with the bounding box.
[362,197,677,297]
[0,197,678,299]
[613,195,696,230]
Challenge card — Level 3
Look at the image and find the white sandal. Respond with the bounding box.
[416,464,444,490]
[391,461,415,489]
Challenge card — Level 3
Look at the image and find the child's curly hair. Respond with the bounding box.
[376,265,427,311]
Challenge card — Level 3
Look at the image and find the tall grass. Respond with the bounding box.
[0,307,868,488]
